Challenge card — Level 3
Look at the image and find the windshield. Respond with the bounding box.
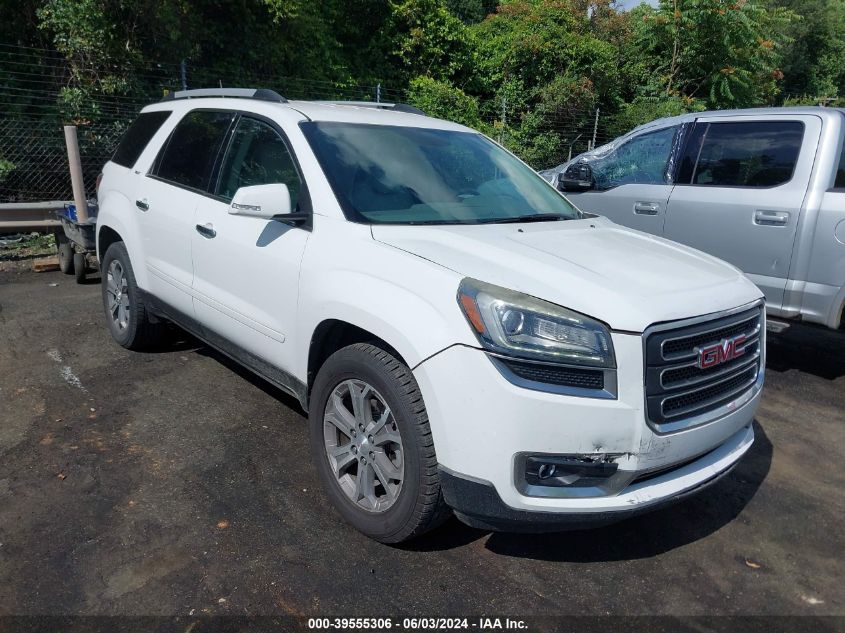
[300,122,580,224]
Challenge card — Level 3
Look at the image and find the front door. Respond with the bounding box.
[565,124,681,235]
[191,115,310,374]
[663,115,821,310]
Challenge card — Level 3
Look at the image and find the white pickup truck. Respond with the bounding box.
[543,107,845,331]
[96,89,764,542]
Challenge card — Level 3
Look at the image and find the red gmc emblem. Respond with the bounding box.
[697,334,747,369]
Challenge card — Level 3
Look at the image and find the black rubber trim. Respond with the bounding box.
[438,463,737,533]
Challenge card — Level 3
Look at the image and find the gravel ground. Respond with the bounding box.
[0,268,843,621]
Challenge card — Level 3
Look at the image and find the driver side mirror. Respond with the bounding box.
[558,163,594,192]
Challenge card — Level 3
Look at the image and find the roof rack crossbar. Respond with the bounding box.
[310,101,426,116]
[161,88,287,103]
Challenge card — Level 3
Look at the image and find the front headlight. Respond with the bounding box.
[457,278,615,368]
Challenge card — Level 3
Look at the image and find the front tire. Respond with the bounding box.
[100,242,165,350]
[309,343,450,543]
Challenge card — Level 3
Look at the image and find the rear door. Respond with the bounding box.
[191,113,310,374]
[663,115,821,310]
[140,109,236,315]
[565,124,681,235]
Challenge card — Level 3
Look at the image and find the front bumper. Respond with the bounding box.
[412,333,761,525]
[439,424,751,532]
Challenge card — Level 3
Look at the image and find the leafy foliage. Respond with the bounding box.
[630,0,796,107]
[770,0,845,100]
[3,0,836,169]
[407,76,485,128]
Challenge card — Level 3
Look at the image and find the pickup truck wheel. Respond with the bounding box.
[309,343,451,543]
[101,242,165,350]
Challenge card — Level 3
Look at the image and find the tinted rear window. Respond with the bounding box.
[689,121,803,188]
[111,111,171,168]
[154,110,235,191]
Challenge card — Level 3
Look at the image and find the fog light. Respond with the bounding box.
[537,463,556,479]
[524,454,619,488]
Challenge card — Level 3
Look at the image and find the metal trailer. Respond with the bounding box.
[55,203,97,283]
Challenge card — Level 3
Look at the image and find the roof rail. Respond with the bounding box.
[311,101,426,116]
[161,88,287,103]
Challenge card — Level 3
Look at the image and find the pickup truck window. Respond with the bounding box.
[687,121,803,188]
[216,116,301,208]
[301,122,580,225]
[153,110,235,192]
[111,111,171,168]
[587,126,678,190]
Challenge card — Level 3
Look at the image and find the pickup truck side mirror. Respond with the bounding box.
[558,163,594,192]
[229,183,291,219]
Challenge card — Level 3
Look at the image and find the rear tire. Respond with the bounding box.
[309,343,450,543]
[101,242,165,350]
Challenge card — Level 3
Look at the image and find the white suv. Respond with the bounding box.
[96,88,765,542]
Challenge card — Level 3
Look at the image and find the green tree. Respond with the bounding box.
[606,95,705,137]
[384,0,472,83]
[771,0,845,100]
[631,0,796,107]
[407,76,485,128]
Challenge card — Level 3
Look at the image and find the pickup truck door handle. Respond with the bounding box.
[195,223,217,239]
[633,201,660,215]
[754,210,790,226]
[135,199,149,211]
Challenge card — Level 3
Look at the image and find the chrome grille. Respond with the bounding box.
[644,305,763,430]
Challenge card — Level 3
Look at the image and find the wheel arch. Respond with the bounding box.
[97,225,123,261]
[307,319,408,404]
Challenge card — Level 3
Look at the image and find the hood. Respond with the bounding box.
[371,216,761,333]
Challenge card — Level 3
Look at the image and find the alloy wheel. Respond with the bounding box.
[322,379,404,513]
[106,259,130,330]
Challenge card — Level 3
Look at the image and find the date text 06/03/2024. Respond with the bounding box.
[306,617,528,630]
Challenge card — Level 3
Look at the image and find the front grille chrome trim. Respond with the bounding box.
[659,343,761,391]
[659,315,761,362]
[661,364,758,419]
[642,299,766,434]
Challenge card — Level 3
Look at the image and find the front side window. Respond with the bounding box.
[216,117,301,208]
[154,110,235,191]
[586,126,678,190]
[689,121,804,188]
[301,122,579,224]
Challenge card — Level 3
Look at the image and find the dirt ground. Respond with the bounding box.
[0,267,843,620]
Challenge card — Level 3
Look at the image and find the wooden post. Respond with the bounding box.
[63,125,89,222]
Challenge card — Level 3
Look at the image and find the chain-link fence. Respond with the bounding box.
[0,43,610,203]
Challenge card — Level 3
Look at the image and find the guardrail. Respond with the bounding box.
[0,201,69,234]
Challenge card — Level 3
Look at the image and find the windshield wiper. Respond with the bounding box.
[476,213,571,224]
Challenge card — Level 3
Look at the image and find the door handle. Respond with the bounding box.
[195,223,216,239]
[633,201,660,215]
[754,210,789,226]
[135,199,149,211]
